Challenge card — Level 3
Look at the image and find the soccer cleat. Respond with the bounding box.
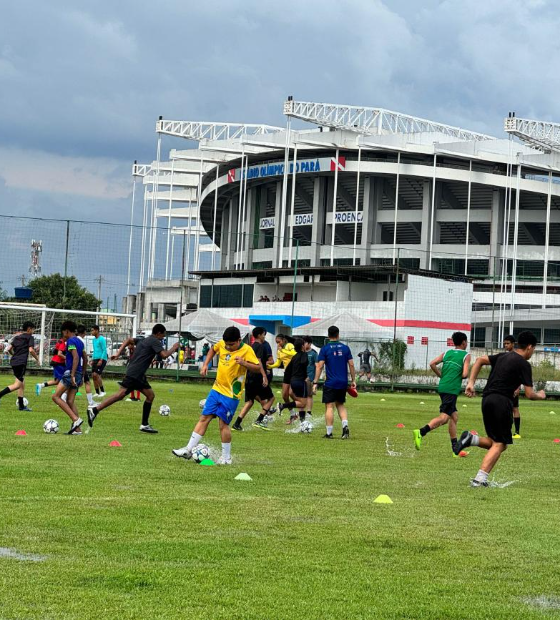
[87,407,97,428]
[19,406,32,412]
[323,433,333,439]
[217,457,233,465]
[67,417,83,435]
[98,391,106,397]
[232,424,243,431]
[454,430,474,455]
[35,383,42,396]
[252,421,270,431]
[342,426,350,439]
[413,429,422,450]
[268,407,277,414]
[172,446,192,459]
[512,433,521,439]
[139,424,158,434]
[470,478,489,488]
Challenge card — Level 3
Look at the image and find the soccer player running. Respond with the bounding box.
[313,325,356,439]
[52,320,88,434]
[268,334,297,424]
[91,325,108,397]
[358,347,373,382]
[413,331,470,455]
[77,325,95,407]
[36,333,66,396]
[232,326,272,431]
[0,321,39,411]
[172,326,261,465]
[87,324,179,434]
[303,336,317,418]
[503,335,522,438]
[454,330,545,487]
[280,337,312,430]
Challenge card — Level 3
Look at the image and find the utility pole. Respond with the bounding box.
[95,275,104,322]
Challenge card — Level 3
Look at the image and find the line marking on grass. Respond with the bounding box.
[385,437,402,457]
[0,547,46,562]
[489,478,518,488]
[522,595,560,610]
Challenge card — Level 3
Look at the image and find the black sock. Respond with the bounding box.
[43,381,49,387]
[256,413,265,423]
[420,424,431,437]
[0,386,11,399]
[100,384,104,392]
[514,417,521,434]
[451,438,458,449]
[18,396,24,409]
[142,402,152,426]
[95,388,100,395]
[299,411,306,422]
[233,417,242,427]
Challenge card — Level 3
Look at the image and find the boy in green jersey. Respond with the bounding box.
[413,332,470,454]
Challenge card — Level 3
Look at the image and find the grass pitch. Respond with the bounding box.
[1,379,560,619]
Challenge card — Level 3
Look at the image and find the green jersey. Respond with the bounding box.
[437,349,468,395]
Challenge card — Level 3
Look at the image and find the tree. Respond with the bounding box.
[28,274,99,311]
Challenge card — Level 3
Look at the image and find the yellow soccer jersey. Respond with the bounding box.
[212,340,259,400]
[268,342,296,369]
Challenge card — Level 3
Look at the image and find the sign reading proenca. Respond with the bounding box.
[228,156,346,183]
[259,210,362,230]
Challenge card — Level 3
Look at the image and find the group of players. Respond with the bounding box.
[0,317,545,484]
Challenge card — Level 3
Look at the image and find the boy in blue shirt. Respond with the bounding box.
[52,320,88,435]
[91,325,108,396]
[313,325,356,439]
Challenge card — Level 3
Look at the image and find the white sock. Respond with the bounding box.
[342,420,348,428]
[222,442,231,460]
[61,393,67,402]
[471,434,480,446]
[186,432,202,451]
[474,469,488,483]
[326,425,333,435]
[87,394,94,406]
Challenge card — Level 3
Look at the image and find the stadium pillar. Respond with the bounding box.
[311,177,325,267]
[489,189,501,275]
[273,180,283,268]
[244,187,254,268]
[420,180,432,270]
[360,176,375,257]
[543,171,552,308]
[230,193,240,269]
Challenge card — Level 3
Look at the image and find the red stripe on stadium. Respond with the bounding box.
[367,319,472,331]
[232,318,250,325]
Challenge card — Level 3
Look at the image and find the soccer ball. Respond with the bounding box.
[159,405,171,416]
[43,419,59,434]
[17,397,29,408]
[199,399,207,409]
[192,444,211,463]
[300,420,313,434]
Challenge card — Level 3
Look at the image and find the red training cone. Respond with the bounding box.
[15,429,27,436]
[109,440,122,447]
[396,423,405,428]
[553,439,560,444]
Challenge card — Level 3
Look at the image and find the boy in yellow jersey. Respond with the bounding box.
[268,333,297,423]
[172,326,263,465]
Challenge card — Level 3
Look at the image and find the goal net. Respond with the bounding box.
[0,303,136,369]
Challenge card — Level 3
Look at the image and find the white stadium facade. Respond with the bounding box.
[132,99,560,352]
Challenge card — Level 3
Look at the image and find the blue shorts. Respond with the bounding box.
[202,389,240,424]
[62,370,83,391]
[53,365,65,382]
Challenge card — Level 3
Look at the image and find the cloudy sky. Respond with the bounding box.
[0,0,557,298]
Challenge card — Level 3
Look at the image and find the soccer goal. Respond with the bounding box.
[0,303,137,368]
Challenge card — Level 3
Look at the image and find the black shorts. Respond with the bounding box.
[92,359,107,375]
[245,381,274,403]
[512,394,519,409]
[291,380,307,398]
[11,364,26,382]
[119,375,151,393]
[481,393,513,445]
[322,386,347,404]
[83,371,90,383]
[439,393,458,416]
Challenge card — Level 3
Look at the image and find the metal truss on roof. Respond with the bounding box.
[284,99,495,142]
[504,116,560,153]
[132,162,151,177]
[155,120,284,142]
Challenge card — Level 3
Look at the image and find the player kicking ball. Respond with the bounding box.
[0,321,39,411]
[413,331,470,455]
[87,324,179,434]
[173,326,261,464]
[454,330,545,487]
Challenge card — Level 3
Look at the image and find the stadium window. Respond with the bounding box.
[382,291,394,302]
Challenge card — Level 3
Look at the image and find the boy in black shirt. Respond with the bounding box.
[0,321,39,411]
[455,331,545,486]
[87,324,179,433]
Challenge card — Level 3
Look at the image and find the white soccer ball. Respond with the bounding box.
[17,397,29,408]
[192,444,211,463]
[43,419,59,434]
[199,399,207,409]
[159,404,171,416]
[300,420,313,434]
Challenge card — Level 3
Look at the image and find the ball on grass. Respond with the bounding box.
[43,419,59,434]
[192,444,211,463]
[159,405,171,416]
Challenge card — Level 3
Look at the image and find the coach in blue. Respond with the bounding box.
[313,325,356,440]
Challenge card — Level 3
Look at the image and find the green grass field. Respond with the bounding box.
[2,379,560,619]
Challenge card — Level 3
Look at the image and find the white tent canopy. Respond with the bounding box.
[162,309,248,343]
[293,312,394,342]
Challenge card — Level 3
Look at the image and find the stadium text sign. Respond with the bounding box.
[259,213,314,230]
[228,156,346,183]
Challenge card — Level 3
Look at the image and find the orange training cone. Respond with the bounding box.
[109,440,122,447]
[396,423,405,428]
[15,429,27,436]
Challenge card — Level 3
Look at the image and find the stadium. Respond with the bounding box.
[137,99,560,353]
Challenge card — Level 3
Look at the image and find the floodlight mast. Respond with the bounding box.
[283,99,495,142]
[155,120,284,141]
[504,114,560,153]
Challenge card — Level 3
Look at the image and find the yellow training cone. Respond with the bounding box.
[374,494,393,504]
